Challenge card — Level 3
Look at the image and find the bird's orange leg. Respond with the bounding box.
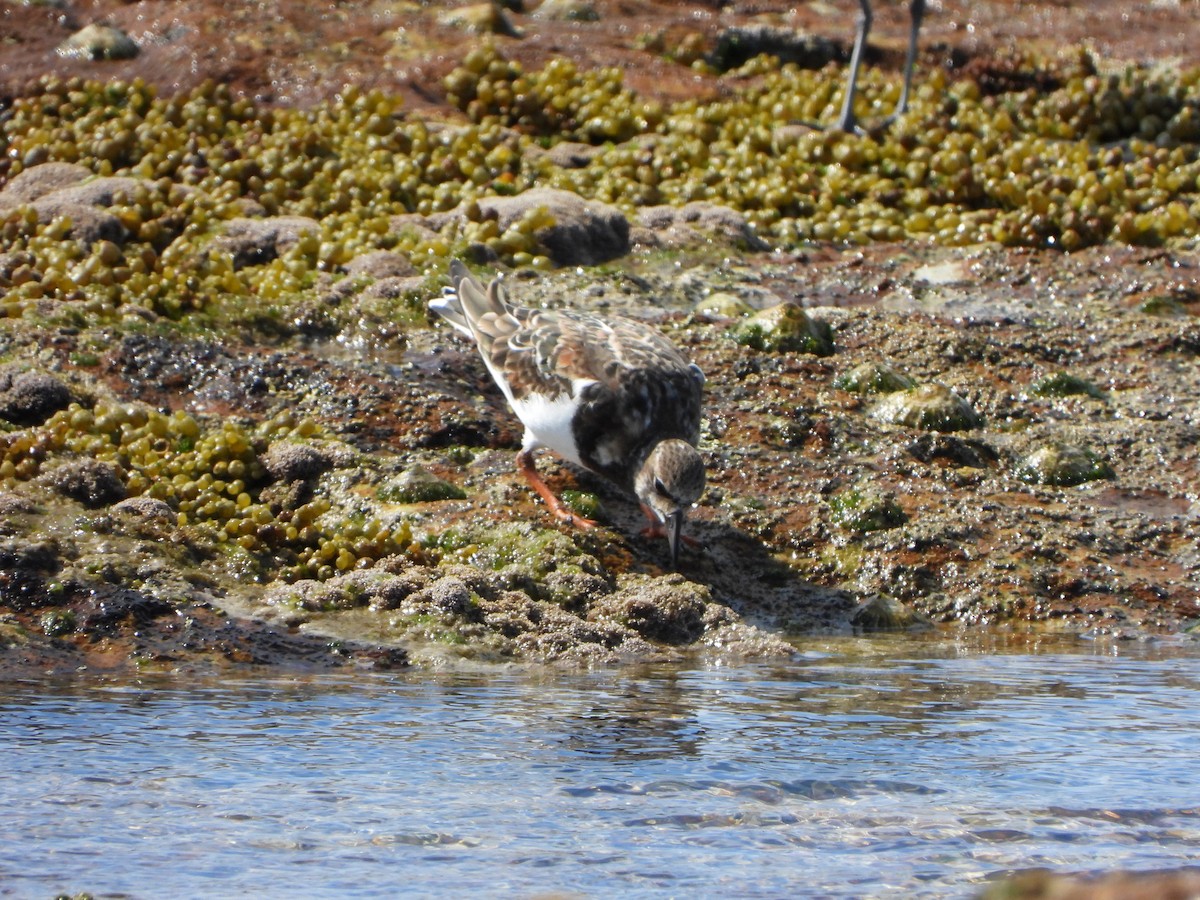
[517,450,598,529]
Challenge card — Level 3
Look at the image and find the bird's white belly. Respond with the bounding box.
[512,384,591,467]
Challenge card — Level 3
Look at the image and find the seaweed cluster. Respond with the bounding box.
[0,401,415,582]
[0,46,1196,329]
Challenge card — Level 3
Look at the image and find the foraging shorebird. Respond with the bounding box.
[838,0,927,132]
[431,261,706,566]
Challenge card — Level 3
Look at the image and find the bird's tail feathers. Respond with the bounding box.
[431,260,513,340]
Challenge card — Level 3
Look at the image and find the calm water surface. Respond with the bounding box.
[3,632,1200,898]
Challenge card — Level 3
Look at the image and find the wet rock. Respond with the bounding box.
[542,141,603,169]
[693,291,753,318]
[871,384,982,432]
[261,442,335,483]
[979,868,1200,900]
[829,485,908,533]
[699,607,797,657]
[475,188,629,266]
[48,176,144,210]
[0,163,91,205]
[378,465,467,503]
[636,202,770,252]
[851,595,932,631]
[45,459,126,507]
[4,172,142,245]
[1015,442,1115,486]
[27,199,126,247]
[710,25,841,72]
[729,301,834,355]
[543,569,610,610]
[56,24,139,61]
[907,434,999,468]
[358,275,426,301]
[40,609,77,638]
[1029,371,1106,399]
[78,585,173,632]
[112,496,176,522]
[594,574,710,645]
[0,494,38,518]
[834,361,916,394]
[0,371,72,425]
[263,572,388,613]
[533,0,599,20]
[215,216,322,269]
[414,576,474,616]
[437,3,521,36]
[343,250,417,280]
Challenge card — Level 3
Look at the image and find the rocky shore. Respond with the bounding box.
[1,1,1198,673]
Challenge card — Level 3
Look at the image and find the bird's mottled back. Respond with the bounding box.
[432,260,707,564]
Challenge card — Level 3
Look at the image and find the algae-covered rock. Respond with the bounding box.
[829,485,908,533]
[592,574,711,645]
[0,371,72,426]
[1029,371,1106,399]
[851,595,932,631]
[906,433,999,468]
[56,24,139,61]
[692,291,753,318]
[45,459,126,507]
[262,442,335,483]
[709,25,840,72]
[871,383,981,432]
[730,301,834,355]
[636,202,769,252]
[113,496,175,522]
[1015,442,1114,486]
[437,3,521,36]
[0,163,91,205]
[834,361,916,395]
[533,0,599,21]
[378,465,467,503]
[216,216,322,269]
[474,188,629,267]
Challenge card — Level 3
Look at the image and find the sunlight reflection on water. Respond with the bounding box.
[3,632,1200,898]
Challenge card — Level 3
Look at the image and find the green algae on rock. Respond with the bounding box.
[850,595,931,632]
[1029,371,1106,400]
[871,384,982,432]
[1015,442,1115,486]
[55,24,139,62]
[829,485,908,534]
[834,361,916,394]
[378,465,468,504]
[729,301,834,355]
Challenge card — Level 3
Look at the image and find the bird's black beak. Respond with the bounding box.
[666,509,684,568]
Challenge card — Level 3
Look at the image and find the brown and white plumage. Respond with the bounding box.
[431,260,706,565]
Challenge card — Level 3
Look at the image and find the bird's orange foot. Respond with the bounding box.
[638,523,703,548]
[547,500,598,530]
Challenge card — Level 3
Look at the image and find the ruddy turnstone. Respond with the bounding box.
[431,260,706,566]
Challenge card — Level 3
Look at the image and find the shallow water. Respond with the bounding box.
[4,632,1200,898]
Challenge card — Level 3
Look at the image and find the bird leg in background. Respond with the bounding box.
[837,0,926,132]
[516,450,598,529]
[897,0,927,119]
[837,0,874,132]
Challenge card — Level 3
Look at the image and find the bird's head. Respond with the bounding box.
[634,439,706,567]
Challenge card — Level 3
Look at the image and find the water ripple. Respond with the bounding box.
[2,633,1200,897]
